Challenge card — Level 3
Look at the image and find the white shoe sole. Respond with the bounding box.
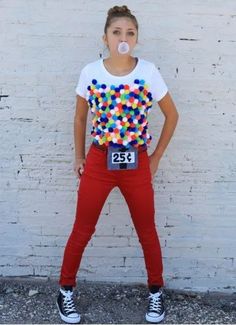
[145,311,165,323]
[56,301,81,324]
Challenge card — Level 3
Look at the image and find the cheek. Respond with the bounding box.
[108,41,118,50]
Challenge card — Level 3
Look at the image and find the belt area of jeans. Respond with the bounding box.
[92,142,147,153]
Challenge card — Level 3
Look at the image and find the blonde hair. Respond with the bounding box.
[104,5,138,34]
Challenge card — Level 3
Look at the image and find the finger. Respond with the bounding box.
[74,165,84,177]
[151,173,155,183]
[74,167,81,179]
[78,166,84,178]
[79,167,84,174]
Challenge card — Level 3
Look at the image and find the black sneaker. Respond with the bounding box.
[56,287,81,324]
[145,289,165,323]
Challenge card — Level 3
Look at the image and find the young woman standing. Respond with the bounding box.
[57,5,178,324]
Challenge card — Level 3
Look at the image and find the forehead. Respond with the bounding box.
[108,17,137,30]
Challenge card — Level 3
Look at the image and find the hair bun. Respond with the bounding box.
[107,5,132,17]
[104,5,138,33]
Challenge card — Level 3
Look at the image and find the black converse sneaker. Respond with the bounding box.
[56,287,81,324]
[145,289,165,323]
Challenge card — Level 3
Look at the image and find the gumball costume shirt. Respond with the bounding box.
[76,58,168,148]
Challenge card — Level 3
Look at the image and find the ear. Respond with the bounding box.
[102,34,108,46]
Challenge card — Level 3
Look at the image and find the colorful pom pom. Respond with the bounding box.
[87,79,153,148]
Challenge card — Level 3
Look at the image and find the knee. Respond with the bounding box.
[68,227,95,248]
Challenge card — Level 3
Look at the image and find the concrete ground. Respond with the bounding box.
[0,277,235,324]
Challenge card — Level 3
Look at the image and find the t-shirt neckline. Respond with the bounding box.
[100,57,140,79]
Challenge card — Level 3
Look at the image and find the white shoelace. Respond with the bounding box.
[148,292,162,313]
[61,289,77,314]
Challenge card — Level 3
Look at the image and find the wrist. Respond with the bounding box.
[75,156,85,160]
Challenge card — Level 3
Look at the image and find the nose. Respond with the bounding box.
[120,33,127,42]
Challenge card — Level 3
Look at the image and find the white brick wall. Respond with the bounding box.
[0,0,236,293]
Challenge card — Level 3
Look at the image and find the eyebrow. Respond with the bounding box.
[112,27,136,31]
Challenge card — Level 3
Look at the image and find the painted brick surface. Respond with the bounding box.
[0,0,236,292]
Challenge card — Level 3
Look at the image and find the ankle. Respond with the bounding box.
[149,285,161,294]
[61,285,73,292]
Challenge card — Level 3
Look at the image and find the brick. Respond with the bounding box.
[91,236,129,248]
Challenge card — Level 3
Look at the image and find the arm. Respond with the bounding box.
[149,92,179,178]
[74,95,89,178]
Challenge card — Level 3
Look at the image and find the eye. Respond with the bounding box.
[113,30,120,35]
[128,31,135,36]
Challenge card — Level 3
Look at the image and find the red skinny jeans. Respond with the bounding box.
[59,143,164,287]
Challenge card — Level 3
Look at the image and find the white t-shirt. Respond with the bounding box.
[75,58,168,147]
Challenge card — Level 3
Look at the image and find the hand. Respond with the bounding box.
[74,158,86,179]
[148,153,160,181]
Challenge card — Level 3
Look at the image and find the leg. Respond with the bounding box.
[59,145,116,287]
[118,151,164,287]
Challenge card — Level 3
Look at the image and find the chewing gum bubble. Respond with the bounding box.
[118,42,130,54]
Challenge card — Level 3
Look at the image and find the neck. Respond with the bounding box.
[103,56,137,76]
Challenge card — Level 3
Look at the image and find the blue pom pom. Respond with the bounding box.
[129,92,135,97]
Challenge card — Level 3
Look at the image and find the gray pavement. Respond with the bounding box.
[0,277,235,324]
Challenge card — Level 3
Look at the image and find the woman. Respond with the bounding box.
[57,5,178,324]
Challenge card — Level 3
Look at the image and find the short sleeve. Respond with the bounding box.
[75,66,87,98]
[151,65,168,102]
